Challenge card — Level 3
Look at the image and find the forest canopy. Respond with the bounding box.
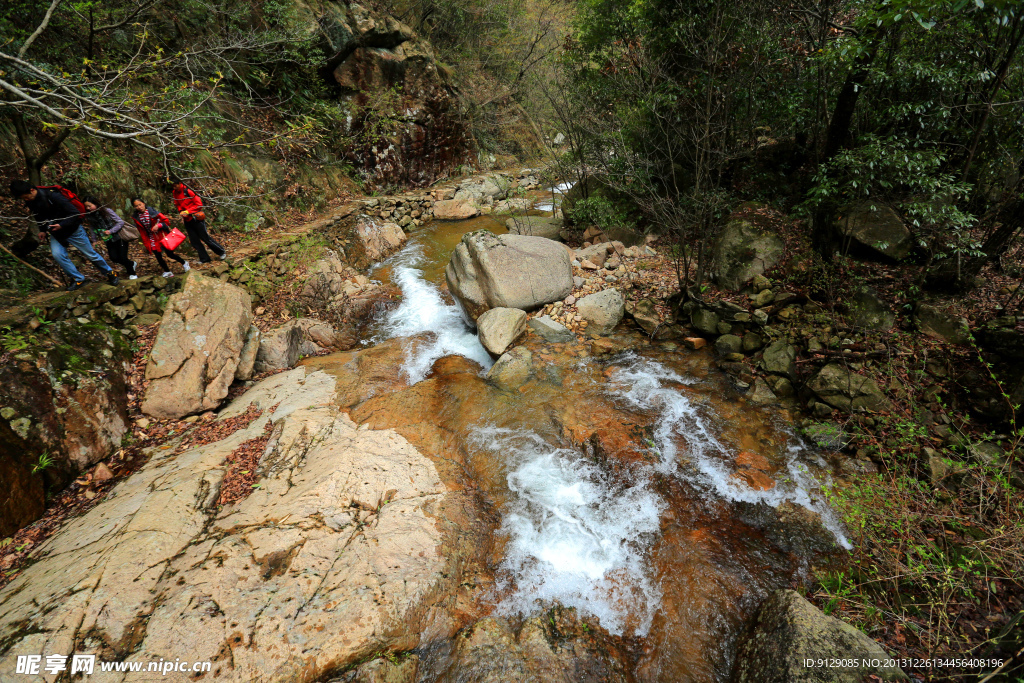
[556,0,1024,293]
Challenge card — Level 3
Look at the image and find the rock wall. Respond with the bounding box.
[0,322,132,537]
[296,0,475,188]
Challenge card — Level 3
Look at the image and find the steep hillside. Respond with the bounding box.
[0,0,505,293]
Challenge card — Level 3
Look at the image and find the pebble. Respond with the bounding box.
[92,462,114,481]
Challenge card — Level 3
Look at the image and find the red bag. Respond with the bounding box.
[38,184,86,219]
[160,227,187,251]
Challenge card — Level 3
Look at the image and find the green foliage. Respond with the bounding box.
[31,452,55,475]
[0,325,32,352]
[350,87,407,147]
[243,211,266,234]
[0,252,39,295]
[565,0,1024,276]
[570,196,634,231]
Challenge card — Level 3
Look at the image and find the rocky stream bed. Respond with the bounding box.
[0,175,919,682]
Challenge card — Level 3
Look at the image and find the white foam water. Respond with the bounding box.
[608,355,852,549]
[373,243,493,382]
[473,427,664,637]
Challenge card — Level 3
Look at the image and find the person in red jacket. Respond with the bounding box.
[171,179,227,263]
[131,198,189,277]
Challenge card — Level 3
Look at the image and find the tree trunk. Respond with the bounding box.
[809,29,883,258]
[926,200,1024,291]
[961,16,1024,182]
[822,35,882,161]
[810,201,840,261]
[6,109,72,184]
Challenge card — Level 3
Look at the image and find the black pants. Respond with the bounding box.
[183,219,224,262]
[105,236,136,276]
[153,245,185,272]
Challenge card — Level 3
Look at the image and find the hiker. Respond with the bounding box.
[83,197,138,280]
[10,180,119,290]
[171,179,227,263]
[131,199,190,278]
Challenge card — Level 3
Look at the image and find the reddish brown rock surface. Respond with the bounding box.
[0,321,131,537]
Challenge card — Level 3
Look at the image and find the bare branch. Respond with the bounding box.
[95,0,162,32]
[18,0,63,59]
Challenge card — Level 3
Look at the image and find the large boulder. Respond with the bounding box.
[0,367,470,681]
[353,216,407,263]
[915,302,970,345]
[839,202,912,260]
[849,286,895,330]
[735,590,907,682]
[761,340,797,380]
[0,321,132,536]
[295,2,474,188]
[625,298,661,336]
[576,243,613,268]
[454,175,509,207]
[493,197,533,214]
[576,289,625,337]
[486,346,534,390]
[255,318,338,373]
[476,307,527,356]
[527,315,575,343]
[445,231,573,321]
[713,216,785,290]
[141,273,253,419]
[302,248,349,299]
[691,307,721,335]
[715,334,744,356]
[432,198,480,220]
[807,363,890,413]
[505,215,563,241]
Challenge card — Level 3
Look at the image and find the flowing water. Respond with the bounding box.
[306,215,849,681]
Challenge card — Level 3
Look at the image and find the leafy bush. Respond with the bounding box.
[570,196,634,231]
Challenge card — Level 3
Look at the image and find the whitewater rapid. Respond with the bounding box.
[372,231,849,640]
[373,242,492,382]
[607,355,852,549]
[472,427,664,636]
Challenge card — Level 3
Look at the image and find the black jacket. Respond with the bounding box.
[26,188,82,242]
[86,207,126,236]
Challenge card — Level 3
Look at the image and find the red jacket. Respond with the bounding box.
[172,186,203,217]
[133,207,171,252]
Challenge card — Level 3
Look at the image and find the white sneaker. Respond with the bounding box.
[183,261,191,272]
[162,271,173,278]
[218,252,228,261]
[128,275,138,280]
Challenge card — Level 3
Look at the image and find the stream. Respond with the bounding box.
[309,202,850,681]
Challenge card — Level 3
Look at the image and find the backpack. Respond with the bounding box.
[180,184,209,221]
[38,184,87,219]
